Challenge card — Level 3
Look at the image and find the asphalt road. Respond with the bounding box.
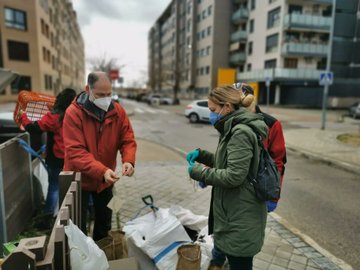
[126,100,360,269]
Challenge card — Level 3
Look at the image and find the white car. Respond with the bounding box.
[184,100,210,123]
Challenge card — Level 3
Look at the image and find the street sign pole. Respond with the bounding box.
[265,77,271,112]
[321,0,336,130]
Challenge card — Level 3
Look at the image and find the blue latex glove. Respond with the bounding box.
[266,201,278,212]
[199,181,207,188]
[186,149,200,165]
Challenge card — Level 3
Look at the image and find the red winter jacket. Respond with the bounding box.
[21,112,64,159]
[63,93,137,192]
[256,106,286,186]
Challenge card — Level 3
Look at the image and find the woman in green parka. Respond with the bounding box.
[187,85,268,270]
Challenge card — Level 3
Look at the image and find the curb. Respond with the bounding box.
[136,137,352,270]
[270,213,354,270]
[286,144,360,175]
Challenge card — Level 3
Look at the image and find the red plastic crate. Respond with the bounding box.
[14,90,55,127]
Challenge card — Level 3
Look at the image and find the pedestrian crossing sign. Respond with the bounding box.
[319,72,333,86]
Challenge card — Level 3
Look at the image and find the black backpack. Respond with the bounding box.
[250,132,281,201]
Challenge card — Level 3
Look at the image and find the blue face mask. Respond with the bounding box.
[209,107,224,126]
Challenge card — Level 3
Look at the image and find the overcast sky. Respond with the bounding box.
[72,0,171,87]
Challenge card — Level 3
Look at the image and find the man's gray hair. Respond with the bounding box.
[87,72,99,89]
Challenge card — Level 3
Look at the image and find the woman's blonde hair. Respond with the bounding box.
[208,84,256,110]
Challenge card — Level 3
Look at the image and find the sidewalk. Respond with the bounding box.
[111,139,353,270]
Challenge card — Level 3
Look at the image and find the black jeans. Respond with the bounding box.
[212,246,253,270]
[81,187,113,241]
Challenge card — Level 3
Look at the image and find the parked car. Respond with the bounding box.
[147,94,173,105]
[349,102,360,119]
[184,100,210,123]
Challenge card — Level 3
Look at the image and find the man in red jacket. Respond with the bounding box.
[63,71,137,241]
[234,82,286,212]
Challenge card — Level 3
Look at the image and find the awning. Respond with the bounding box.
[0,68,19,91]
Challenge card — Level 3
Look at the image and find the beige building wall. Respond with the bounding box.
[0,0,84,103]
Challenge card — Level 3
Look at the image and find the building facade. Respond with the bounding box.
[237,0,360,107]
[149,0,360,107]
[148,0,232,99]
[0,0,85,102]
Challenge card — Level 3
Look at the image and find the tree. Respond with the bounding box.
[87,53,125,74]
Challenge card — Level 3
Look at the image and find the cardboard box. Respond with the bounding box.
[108,257,139,270]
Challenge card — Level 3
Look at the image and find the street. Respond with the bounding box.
[124,99,360,269]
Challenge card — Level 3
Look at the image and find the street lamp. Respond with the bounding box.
[321,0,336,130]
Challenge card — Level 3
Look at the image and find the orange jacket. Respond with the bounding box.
[63,93,136,192]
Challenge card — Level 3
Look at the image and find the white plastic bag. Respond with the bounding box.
[196,226,213,270]
[64,219,109,270]
[169,205,208,232]
[123,208,191,270]
[32,159,48,199]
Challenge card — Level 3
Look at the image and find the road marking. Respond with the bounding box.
[134,107,169,114]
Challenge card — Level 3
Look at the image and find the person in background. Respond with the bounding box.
[63,71,137,241]
[19,88,77,229]
[233,82,287,212]
[187,85,268,270]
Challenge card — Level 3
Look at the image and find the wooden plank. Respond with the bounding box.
[69,182,78,225]
[54,225,66,270]
[75,172,82,228]
[63,193,74,222]
[58,171,75,207]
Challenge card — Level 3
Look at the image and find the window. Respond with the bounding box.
[197,101,208,107]
[208,5,212,16]
[202,10,206,19]
[267,7,280,28]
[4,7,27,31]
[206,46,211,55]
[284,58,298,68]
[207,26,211,36]
[265,33,279,53]
[187,19,191,32]
[264,59,277,68]
[205,66,210,74]
[247,63,252,71]
[45,75,52,90]
[201,29,206,38]
[8,40,29,61]
[11,76,31,94]
[288,5,302,14]
[248,41,253,55]
[251,0,256,10]
[249,19,254,33]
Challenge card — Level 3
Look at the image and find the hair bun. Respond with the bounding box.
[241,94,255,108]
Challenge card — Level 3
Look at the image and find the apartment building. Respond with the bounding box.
[237,0,360,107]
[148,0,231,99]
[0,0,85,102]
[150,0,360,106]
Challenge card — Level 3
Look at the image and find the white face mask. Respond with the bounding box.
[89,89,112,112]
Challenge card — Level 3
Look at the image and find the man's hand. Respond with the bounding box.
[122,162,134,176]
[104,169,120,184]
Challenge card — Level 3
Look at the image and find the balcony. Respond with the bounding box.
[237,68,324,81]
[230,30,247,42]
[232,8,249,24]
[283,14,331,31]
[229,52,246,65]
[233,0,247,3]
[282,42,328,57]
[233,0,248,4]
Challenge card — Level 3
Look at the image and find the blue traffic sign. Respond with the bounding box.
[319,72,333,86]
